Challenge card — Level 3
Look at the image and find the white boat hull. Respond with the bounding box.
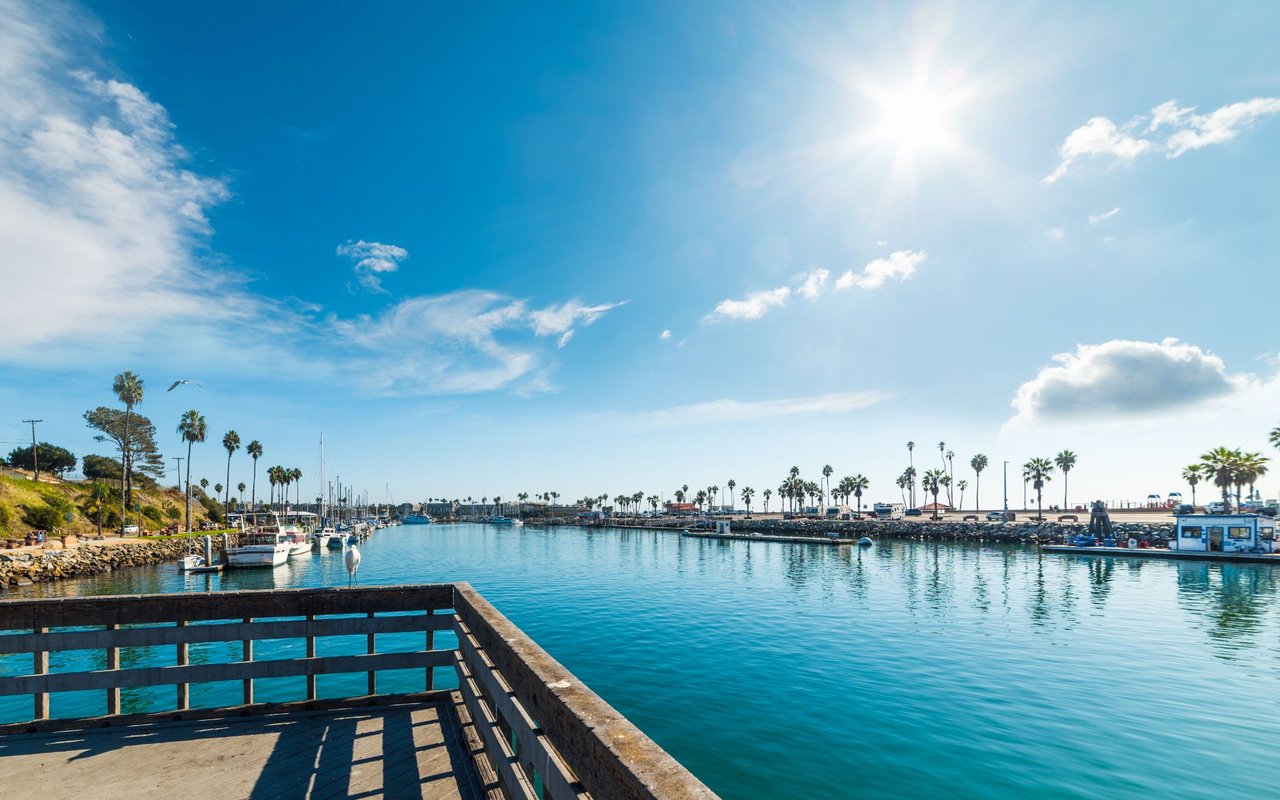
[226,544,289,568]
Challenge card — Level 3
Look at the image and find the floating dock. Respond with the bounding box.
[1040,545,1280,564]
[682,531,854,545]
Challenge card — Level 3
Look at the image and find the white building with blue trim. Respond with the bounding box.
[1172,513,1277,553]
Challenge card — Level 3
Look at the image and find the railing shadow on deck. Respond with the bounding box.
[0,583,718,800]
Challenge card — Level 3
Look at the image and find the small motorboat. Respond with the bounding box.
[857,537,874,547]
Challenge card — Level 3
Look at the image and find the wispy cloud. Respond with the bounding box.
[336,239,408,293]
[795,267,829,300]
[528,299,627,348]
[1011,338,1249,422]
[1088,207,1120,224]
[706,287,792,321]
[1046,97,1280,182]
[1044,226,1067,241]
[659,329,672,340]
[629,390,892,428]
[835,250,926,290]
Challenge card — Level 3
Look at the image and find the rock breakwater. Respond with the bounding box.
[0,534,241,590]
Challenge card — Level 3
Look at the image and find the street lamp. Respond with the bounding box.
[22,418,42,481]
[1003,461,1009,514]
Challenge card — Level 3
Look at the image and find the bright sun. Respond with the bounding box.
[875,84,954,154]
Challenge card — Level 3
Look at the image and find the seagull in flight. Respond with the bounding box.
[167,379,203,392]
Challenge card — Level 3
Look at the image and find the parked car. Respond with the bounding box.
[985,511,1009,522]
[1173,503,1195,515]
[905,508,923,517]
[1206,501,1227,514]
[122,524,140,535]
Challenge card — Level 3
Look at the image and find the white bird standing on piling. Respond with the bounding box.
[344,544,361,587]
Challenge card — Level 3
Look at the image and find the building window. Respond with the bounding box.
[1228,526,1252,540]
[1180,526,1203,539]
[1261,527,1275,541]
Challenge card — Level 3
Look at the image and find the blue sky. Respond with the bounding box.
[2,0,1279,508]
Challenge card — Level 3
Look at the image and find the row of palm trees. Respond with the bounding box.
[1188,447,1270,512]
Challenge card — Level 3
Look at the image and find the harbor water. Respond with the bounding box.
[3,523,1279,800]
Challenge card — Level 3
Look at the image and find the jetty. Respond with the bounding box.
[682,530,854,545]
[0,583,717,800]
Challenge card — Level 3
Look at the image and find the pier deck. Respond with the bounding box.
[1041,545,1280,564]
[0,697,485,800]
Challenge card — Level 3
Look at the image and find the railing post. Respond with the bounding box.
[242,616,254,705]
[305,614,317,701]
[366,611,376,695]
[176,619,189,710]
[425,608,435,691]
[33,625,48,721]
[105,623,120,715]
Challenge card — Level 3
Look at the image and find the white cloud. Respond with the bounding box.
[1159,98,1280,158]
[1046,97,1280,181]
[1044,117,1151,183]
[707,286,791,321]
[835,250,926,290]
[528,299,626,348]
[795,267,829,300]
[1011,338,1249,422]
[1044,227,1066,241]
[631,390,892,428]
[336,239,409,293]
[1088,207,1120,224]
[660,329,672,340]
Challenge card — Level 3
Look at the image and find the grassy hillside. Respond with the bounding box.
[0,472,218,537]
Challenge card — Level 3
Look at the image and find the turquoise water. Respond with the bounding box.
[4,523,1280,799]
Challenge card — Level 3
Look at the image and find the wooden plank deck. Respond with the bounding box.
[0,697,488,800]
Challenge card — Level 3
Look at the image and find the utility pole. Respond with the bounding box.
[1002,461,1009,514]
[21,419,42,481]
[172,457,184,490]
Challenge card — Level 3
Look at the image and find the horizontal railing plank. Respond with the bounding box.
[456,650,539,800]
[0,584,455,629]
[0,613,455,654]
[0,649,454,696]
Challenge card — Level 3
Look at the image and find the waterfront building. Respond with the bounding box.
[1171,513,1277,553]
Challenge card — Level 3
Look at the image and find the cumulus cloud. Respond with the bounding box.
[631,390,892,428]
[660,329,672,340]
[336,240,409,293]
[707,287,791,321]
[1011,338,1248,421]
[835,250,926,290]
[795,267,829,300]
[1088,207,1120,224]
[1045,96,1280,182]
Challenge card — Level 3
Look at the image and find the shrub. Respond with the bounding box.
[21,504,63,531]
[141,505,164,525]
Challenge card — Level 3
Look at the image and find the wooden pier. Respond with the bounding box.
[1040,545,1280,564]
[0,583,718,800]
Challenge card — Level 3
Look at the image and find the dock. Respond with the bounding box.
[0,583,719,800]
[1040,545,1280,564]
[682,530,853,545]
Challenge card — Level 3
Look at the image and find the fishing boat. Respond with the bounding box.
[225,514,291,568]
[280,512,318,557]
[312,525,337,550]
[403,513,432,524]
[489,515,523,526]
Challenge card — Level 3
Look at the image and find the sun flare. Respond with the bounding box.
[875,84,955,154]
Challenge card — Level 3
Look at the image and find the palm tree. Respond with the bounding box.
[922,468,945,520]
[821,465,833,506]
[906,441,915,505]
[896,473,909,506]
[291,467,303,510]
[86,481,112,537]
[1201,447,1241,512]
[938,441,945,469]
[112,370,144,535]
[903,467,916,509]
[850,475,869,517]
[741,486,755,514]
[1181,465,1202,508]
[177,409,207,532]
[222,430,240,515]
[970,454,988,512]
[1271,425,1280,451]
[1236,452,1269,508]
[727,479,736,510]
[945,450,955,504]
[1021,457,1054,521]
[215,482,223,500]
[1054,450,1077,511]
[200,477,209,492]
[674,488,686,503]
[957,479,968,511]
[763,488,772,513]
[247,440,263,510]
[237,482,246,510]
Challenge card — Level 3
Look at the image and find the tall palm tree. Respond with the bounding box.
[906,441,915,505]
[896,473,909,506]
[247,440,263,511]
[291,467,303,510]
[922,468,945,520]
[1271,425,1280,452]
[944,450,955,504]
[938,441,946,469]
[237,482,246,510]
[177,409,207,532]
[222,430,240,516]
[1201,447,1241,512]
[850,475,869,517]
[970,454,988,511]
[1181,465,1202,508]
[1021,457,1054,521]
[112,370,144,535]
[956,479,968,511]
[1236,452,1269,508]
[763,488,772,513]
[1054,450,1077,510]
[741,486,755,514]
[821,465,833,506]
[727,479,736,510]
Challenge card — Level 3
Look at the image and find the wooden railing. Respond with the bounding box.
[0,583,717,800]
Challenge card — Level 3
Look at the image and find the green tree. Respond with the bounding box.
[1022,457,1054,521]
[84,480,113,537]
[850,474,870,517]
[112,370,145,536]
[922,468,945,520]
[222,430,241,516]
[1201,447,1241,512]
[906,441,915,505]
[821,465,833,506]
[1236,451,1269,507]
[945,450,955,505]
[1182,464,1203,508]
[1054,450,1078,510]
[727,479,737,510]
[957,479,968,511]
[7,443,77,477]
[762,488,771,513]
[970,454,989,512]
[247,440,263,511]
[177,409,207,532]
[21,503,62,532]
[740,486,755,514]
[237,482,246,509]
